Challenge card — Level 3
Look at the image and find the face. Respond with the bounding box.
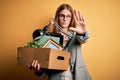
[58,9,72,28]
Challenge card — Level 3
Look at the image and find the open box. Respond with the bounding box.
[17,47,70,70]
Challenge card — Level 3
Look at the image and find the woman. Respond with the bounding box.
[28,4,92,80]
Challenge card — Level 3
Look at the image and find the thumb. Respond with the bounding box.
[69,27,76,32]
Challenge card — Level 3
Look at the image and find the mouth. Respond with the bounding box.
[61,22,68,25]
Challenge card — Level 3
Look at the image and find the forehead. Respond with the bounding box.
[59,9,71,15]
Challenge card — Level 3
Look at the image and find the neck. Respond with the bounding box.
[62,27,69,33]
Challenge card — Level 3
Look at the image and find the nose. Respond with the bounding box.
[63,16,67,21]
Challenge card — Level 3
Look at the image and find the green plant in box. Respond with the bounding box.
[25,40,40,48]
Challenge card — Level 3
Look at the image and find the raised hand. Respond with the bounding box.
[69,10,87,35]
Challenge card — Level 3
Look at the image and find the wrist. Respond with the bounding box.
[77,32,86,36]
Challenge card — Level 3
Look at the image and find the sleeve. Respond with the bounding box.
[76,31,90,44]
[34,70,47,78]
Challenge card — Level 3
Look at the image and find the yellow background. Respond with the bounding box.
[0,0,120,80]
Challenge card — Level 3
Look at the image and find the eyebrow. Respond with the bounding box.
[59,14,71,16]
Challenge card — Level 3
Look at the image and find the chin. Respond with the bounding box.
[61,25,69,28]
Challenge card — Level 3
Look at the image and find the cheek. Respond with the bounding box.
[58,19,62,26]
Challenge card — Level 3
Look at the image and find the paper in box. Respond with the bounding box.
[17,47,70,70]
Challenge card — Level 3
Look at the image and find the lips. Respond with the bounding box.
[61,22,67,25]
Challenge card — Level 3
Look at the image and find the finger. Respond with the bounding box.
[74,10,79,21]
[37,63,40,71]
[31,60,36,67]
[27,64,30,68]
[73,10,80,26]
[27,64,33,70]
[76,10,82,21]
[33,60,38,69]
[78,10,83,21]
[28,60,35,69]
[73,11,77,23]
[81,13,85,22]
[82,15,86,22]
[27,62,33,68]
[78,11,86,22]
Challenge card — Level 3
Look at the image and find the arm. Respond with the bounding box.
[34,69,46,78]
[76,31,89,44]
[69,10,89,44]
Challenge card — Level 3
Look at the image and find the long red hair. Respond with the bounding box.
[53,4,74,33]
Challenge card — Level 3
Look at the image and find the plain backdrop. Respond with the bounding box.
[0,0,120,80]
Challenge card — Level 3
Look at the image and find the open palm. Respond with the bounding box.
[69,10,87,35]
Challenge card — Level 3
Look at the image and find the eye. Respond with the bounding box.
[66,15,72,18]
[59,14,72,19]
[59,14,65,18]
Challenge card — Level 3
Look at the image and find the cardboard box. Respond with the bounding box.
[17,47,70,70]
